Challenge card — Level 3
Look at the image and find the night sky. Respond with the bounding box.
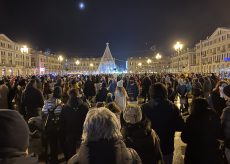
[0,0,230,61]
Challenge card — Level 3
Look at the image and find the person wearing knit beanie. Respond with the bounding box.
[123,104,142,124]
[0,109,37,164]
[0,109,29,155]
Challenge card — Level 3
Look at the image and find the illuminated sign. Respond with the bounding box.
[224,58,230,61]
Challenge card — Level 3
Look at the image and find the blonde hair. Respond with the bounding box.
[82,107,122,142]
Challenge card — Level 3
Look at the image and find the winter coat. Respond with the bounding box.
[0,156,37,164]
[127,83,139,102]
[121,118,163,164]
[95,87,109,102]
[177,84,187,97]
[0,84,9,109]
[108,81,117,97]
[142,99,184,155]
[142,77,152,94]
[208,90,226,117]
[68,139,142,164]
[181,109,222,164]
[203,79,212,93]
[114,91,127,111]
[20,86,44,119]
[84,80,96,97]
[221,106,230,149]
[59,99,89,141]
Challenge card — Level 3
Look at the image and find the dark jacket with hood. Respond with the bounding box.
[181,109,222,164]
[95,86,109,103]
[142,98,184,155]
[121,117,163,164]
[60,97,89,141]
[21,86,44,119]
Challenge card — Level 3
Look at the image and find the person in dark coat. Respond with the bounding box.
[221,85,230,163]
[83,77,96,100]
[95,82,109,103]
[68,107,141,164]
[181,98,222,164]
[121,104,163,164]
[203,76,213,99]
[166,82,176,103]
[42,86,63,164]
[142,83,184,164]
[127,77,139,102]
[0,78,9,109]
[20,79,44,120]
[0,109,37,164]
[142,75,152,103]
[208,80,228,117]
[59,89,89,161]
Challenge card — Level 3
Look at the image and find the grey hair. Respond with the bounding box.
[82,107,122,142]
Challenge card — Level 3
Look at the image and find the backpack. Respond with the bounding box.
[44,109,60,135]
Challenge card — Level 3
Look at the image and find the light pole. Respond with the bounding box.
[90,63,94,74]
[58,55,63,75]
[76,60,80,65]
[174,41,183,72]
[155,53,162,72]
[20,45,29,75]
[147,59,152,73]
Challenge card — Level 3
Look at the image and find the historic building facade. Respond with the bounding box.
[170,27,230,74]
[31,51,62,75]
[67,57,101,74]
[0,34,33,76]
[127,55,171,73]
[170,48,196,73]
[194,27,230,73]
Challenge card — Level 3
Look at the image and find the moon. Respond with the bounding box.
[79,2,85,10]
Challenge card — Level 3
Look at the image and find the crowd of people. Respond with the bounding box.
[0,73,230,164]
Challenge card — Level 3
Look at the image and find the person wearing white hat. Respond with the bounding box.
[114,80,128,111]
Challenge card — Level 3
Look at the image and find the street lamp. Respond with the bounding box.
[20,45,29,54]
[147,59,152,64]
[76,60,80,65]
[155,53,162,60]
[90,63,94,67]
[58,55,64,75]
[174,42,183,52]
[147,59,152,73]
[155,53,162,73]
[174,41,183,72]
[20,45,29,75]
[58,55,63,62]
[138,62,142,67]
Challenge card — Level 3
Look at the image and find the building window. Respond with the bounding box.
[227,34,230,39]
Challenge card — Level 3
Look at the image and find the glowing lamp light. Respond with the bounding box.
[58,55,63,62]
[40,67,45,72]
[76,60,80,65]
[138,62,142,66]
[156,53,162,60]
[147,59,152,64]
[90,63,94,67]
[174,42,183,51]
[20,45,29,54]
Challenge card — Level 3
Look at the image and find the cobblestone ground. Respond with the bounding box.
[173,132,186,164]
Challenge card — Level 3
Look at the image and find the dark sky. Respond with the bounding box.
[0,0,230,61]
